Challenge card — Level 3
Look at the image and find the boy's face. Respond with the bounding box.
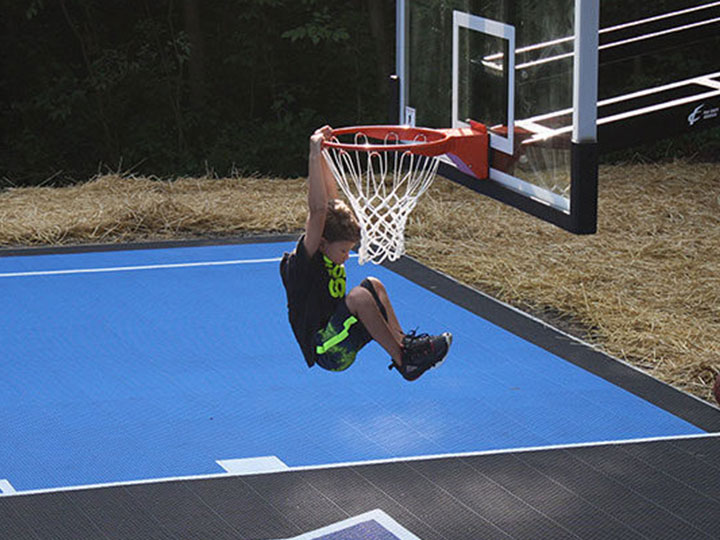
[321,239,355,265]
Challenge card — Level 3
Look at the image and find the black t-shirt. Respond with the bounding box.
[280,235,347,367]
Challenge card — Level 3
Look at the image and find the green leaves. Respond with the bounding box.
[25,0,44,20]
[282,7,349,45]
[3,0,393,185]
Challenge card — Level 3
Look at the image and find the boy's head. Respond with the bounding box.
[323,199,360,244]
[320,199,361,264]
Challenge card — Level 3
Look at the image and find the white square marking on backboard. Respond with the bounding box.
[452,10,515,155]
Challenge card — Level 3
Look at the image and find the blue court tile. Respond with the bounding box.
[0,242,704,493]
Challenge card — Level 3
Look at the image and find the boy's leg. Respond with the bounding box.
[361,278,452,381]
[345,277,452,381]
[363,277,404,339]
[345,284,404,366]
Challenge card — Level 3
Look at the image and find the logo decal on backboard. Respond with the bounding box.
[688,103,719,126]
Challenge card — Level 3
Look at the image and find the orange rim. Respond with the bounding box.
[322,125,451,156]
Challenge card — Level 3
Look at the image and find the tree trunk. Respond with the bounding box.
[366,0,391,95]
[183,0,205,107]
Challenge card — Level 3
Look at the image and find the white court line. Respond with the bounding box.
[0,254,360,279]
[217,456,289,474]
[2,431,718,498]
[0,480,16,494]
[0,256,282,278]
[274,509,422,540]
[276,431,720,475]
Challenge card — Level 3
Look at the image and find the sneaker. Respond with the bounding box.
[389,330,453,381]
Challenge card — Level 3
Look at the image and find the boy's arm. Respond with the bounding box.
[304,125,335,257]
[320,139,339,201]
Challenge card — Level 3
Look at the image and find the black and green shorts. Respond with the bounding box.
[314,278,388,372]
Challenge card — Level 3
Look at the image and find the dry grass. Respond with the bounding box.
[1,163,719,404]
[409,161,720,403]
[0,174,308,244]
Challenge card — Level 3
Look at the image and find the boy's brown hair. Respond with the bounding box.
[323,199,361,244]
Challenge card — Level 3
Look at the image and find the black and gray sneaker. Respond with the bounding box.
[389,330,453,381]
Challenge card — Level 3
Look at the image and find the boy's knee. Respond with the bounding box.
[345,285,373,312]
[365,276,386,293]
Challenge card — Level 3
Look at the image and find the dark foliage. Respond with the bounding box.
[2,0,394,185]
[1,1,717,186]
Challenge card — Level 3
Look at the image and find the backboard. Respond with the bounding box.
[397,0,599,233]
[396,1,720,234]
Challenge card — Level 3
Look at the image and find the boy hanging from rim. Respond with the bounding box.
[280,125,452,380]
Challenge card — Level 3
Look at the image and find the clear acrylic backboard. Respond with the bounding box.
[397,0,599,233]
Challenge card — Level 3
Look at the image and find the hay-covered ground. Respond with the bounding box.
[1,161,718,404]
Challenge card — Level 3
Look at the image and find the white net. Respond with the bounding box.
[322,132,441,265]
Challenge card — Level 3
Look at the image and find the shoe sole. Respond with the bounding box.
[430,332,453,370]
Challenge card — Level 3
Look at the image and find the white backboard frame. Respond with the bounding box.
[452,10,516,156]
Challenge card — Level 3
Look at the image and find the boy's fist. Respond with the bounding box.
[310,125,333,155]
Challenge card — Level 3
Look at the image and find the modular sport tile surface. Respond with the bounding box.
[2,238,720,539]
[0,239,708,496]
